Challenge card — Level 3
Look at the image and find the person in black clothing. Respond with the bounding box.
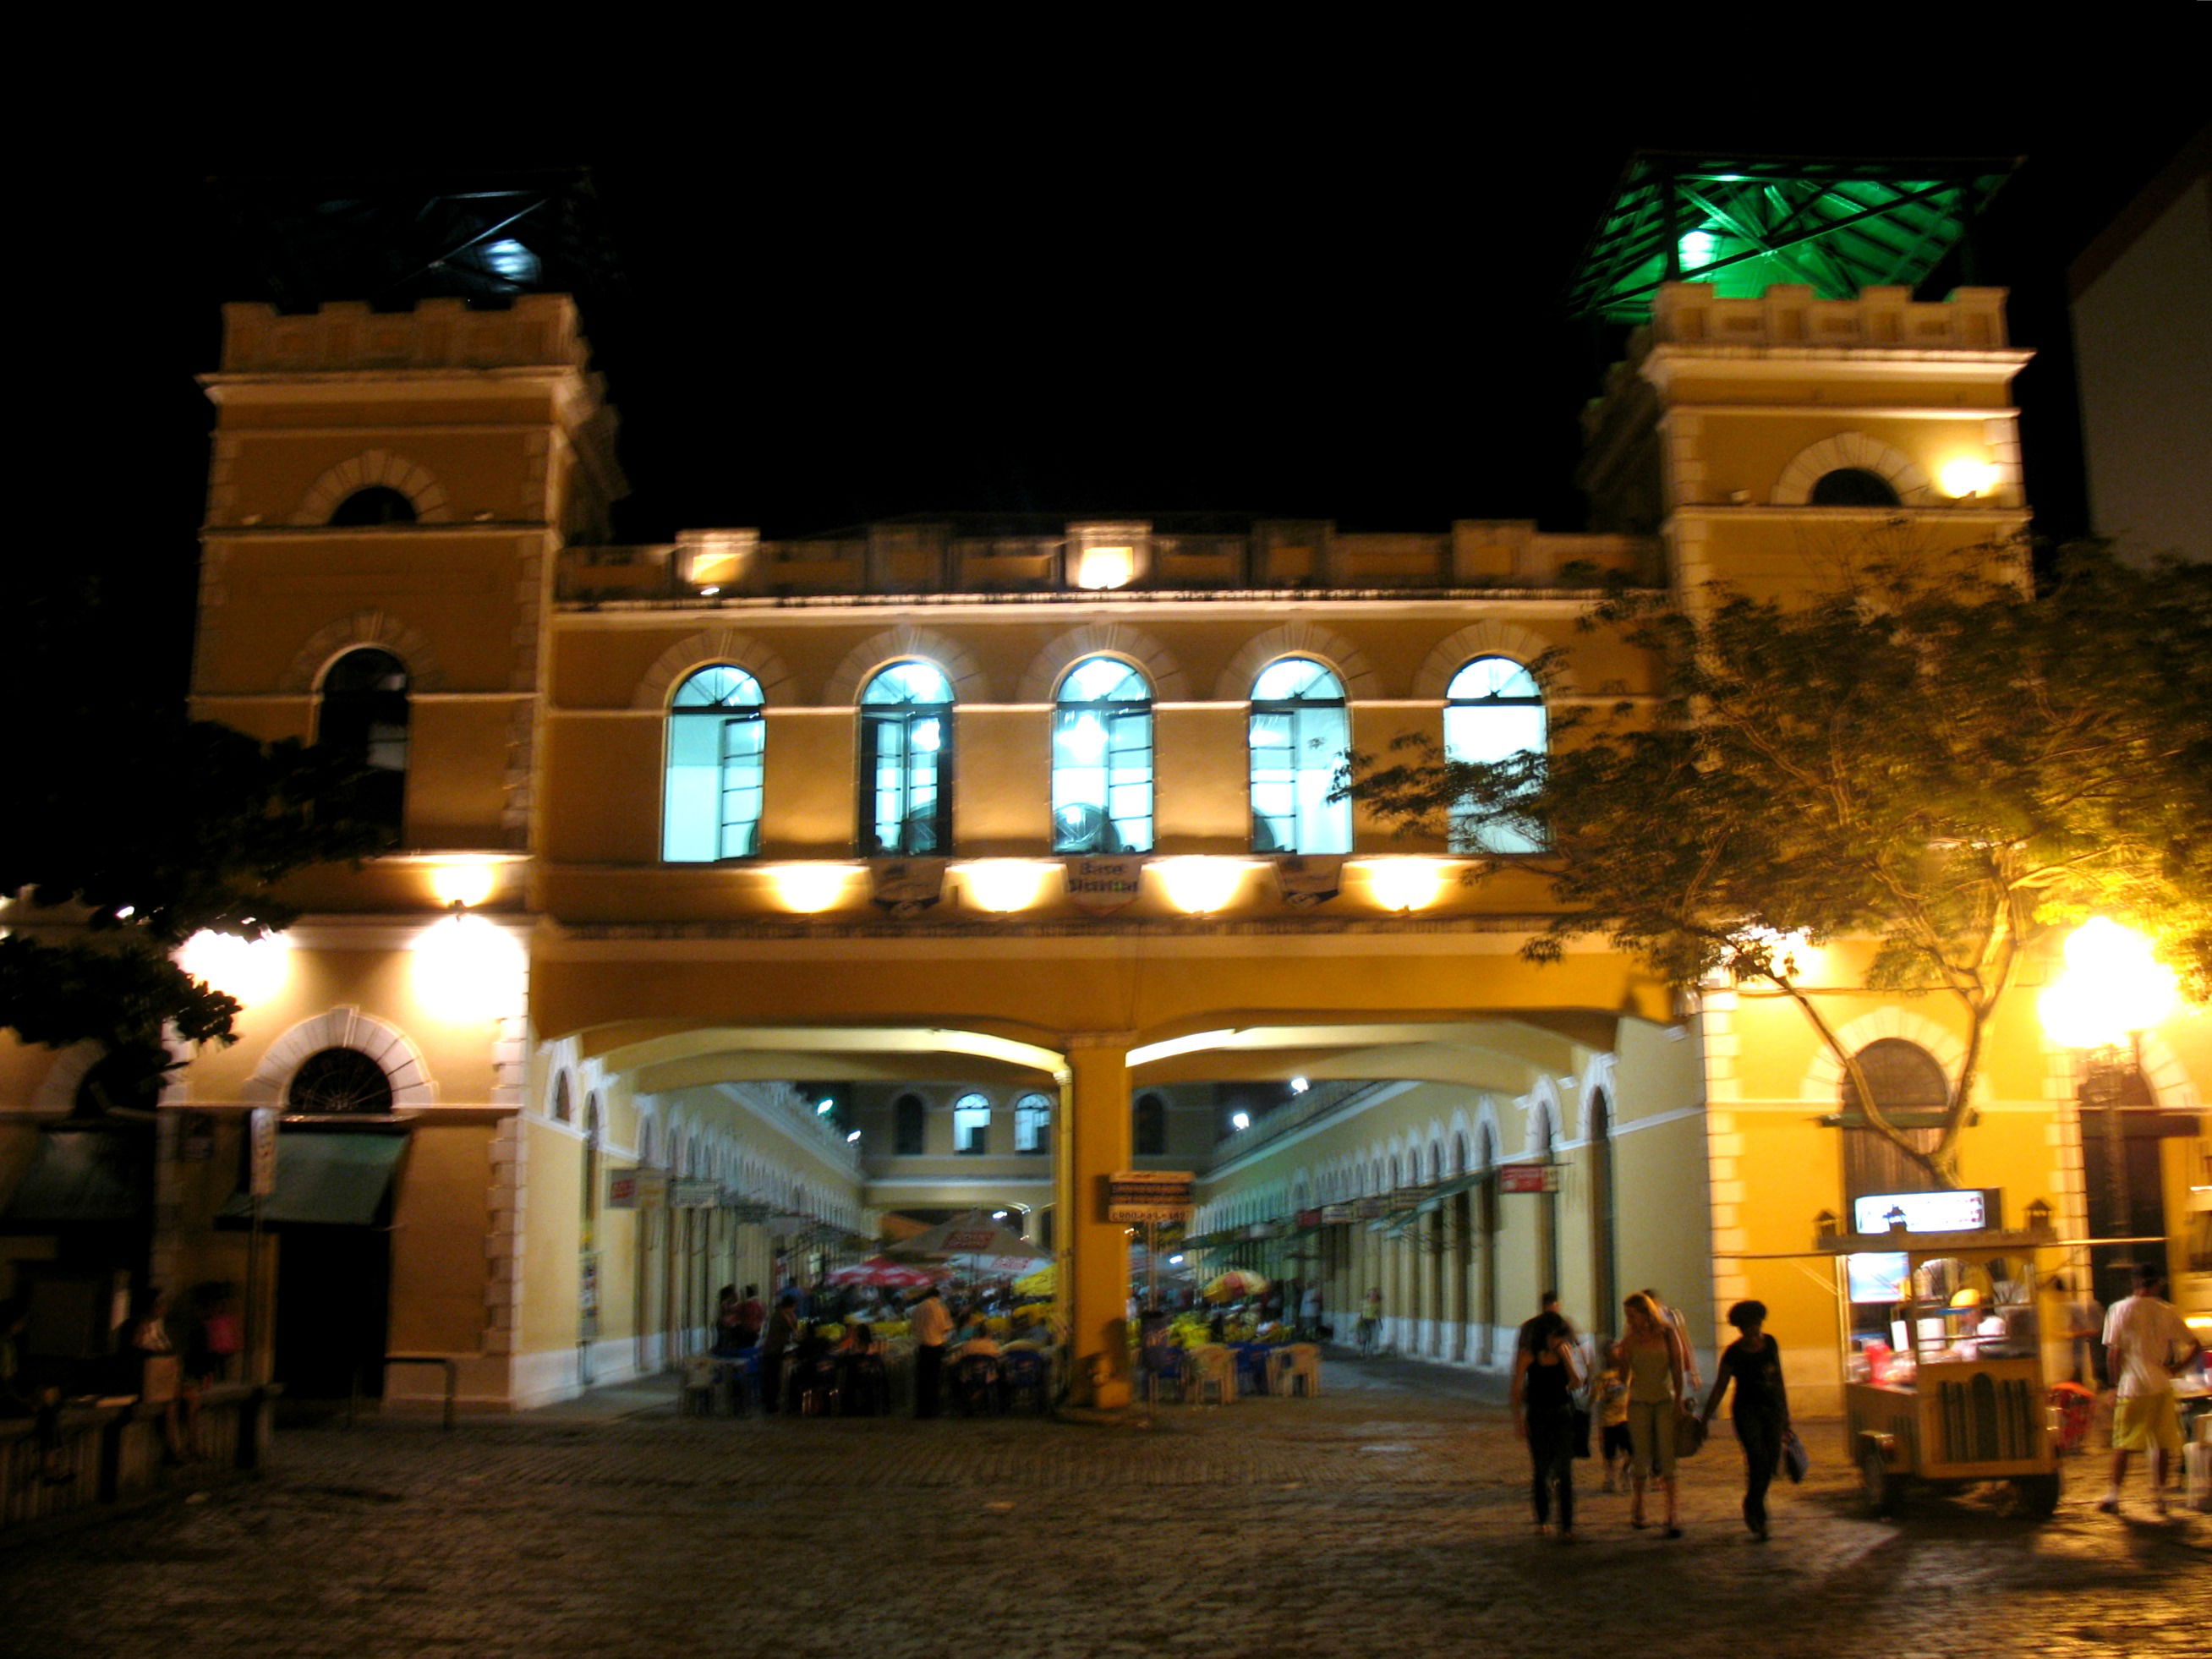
[758,1294,799,1415]
[1511,1309,1585,1541]
[1699,1300,1795,1541]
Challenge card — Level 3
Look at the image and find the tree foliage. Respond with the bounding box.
[2,577,385,1110]
[1360,543,2212,1185]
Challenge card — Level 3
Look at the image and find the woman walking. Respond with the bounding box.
[1617,1291,1687,1537]
[1511,1309,1585,1540]
[1699,1300,1794,1541]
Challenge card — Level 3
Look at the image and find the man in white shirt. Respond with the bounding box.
[2099,1263,2204,1516]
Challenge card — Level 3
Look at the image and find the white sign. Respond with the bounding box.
[1853,1189,1989,1235]
[249,1108,280,1197]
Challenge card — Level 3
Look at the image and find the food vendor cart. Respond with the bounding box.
[1816,1200,2061,1518]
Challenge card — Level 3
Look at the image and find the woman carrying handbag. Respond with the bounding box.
[1617,1291,1688,1537]
[1700,1299,1797,1541]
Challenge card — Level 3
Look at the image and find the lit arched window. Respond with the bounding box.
[861,662,955,856]
[318,648,409,843]
[1444,656,1545,853]
[286,1048,394,1114]
[328,485,418,526]
[1014,1091,1053,1153]
[664,665,766,862]
[952,1092,990,1155]
[1249,658,1350,854]
[1052,657,1153,853]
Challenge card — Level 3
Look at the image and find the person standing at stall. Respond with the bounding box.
[1618,1291,1687,1537]
[1700,1300,1795,1541]
[2099,1263,2203,1517]
[758,1293,799,1415]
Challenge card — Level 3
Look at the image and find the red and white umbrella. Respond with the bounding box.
[887,1210,1049,1277]
[823,1257,944,1289]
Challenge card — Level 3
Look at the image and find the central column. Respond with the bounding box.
[1060,1033,1134,1408]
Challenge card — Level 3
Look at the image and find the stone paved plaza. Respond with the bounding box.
[3,1355,2204,1658]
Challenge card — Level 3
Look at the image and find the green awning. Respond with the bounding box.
[1,1129,150,1226]
[219,1129,407,1226]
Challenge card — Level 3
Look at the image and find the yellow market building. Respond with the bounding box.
[3,277,2205,1417]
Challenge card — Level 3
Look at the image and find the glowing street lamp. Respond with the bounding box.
[2038,919,2180,1287]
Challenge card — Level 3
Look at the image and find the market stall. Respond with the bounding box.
[1815,1194,2060,1517]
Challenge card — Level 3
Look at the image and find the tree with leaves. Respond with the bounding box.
[2,576,384,1113]
[1360,542,2212,1187]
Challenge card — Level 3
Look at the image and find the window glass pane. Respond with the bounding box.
[665,667,765,862]
[863,661,954,704]
[1248,661,1350,855]
[1444,656,1545,854]
[1014,1092,1052,1153]
[952,1092,990,1155]
[862,664,954,855]
[1054,657,1153,853]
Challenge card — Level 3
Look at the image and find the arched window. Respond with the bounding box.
[1841,1038,1948,1201]
[328,485,418,527]
[1588,1089,1617,1332]
[894,1092,927,1156]
[1810,468,1901,507]
[952,1092,990,1155]
[1444,657,1545,853]
[1248,658,1350,855]
[1052,657,1153,853]
[550,1073,572,1125]
[318,647,409,843]
[860,661,955,856]
[1013,1091,1053,1154]
[1134,1093,1167,1157]
[664,665,766,862]
[286,1047,394,1114]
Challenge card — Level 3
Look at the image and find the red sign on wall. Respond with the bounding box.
[1498,1163,1557,1194]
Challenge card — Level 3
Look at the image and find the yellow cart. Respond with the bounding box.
[1818,1224,2061,1518]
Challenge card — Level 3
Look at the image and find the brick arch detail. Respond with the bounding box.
[631,630,799,709]
[30,1036,194,1114]
[1015,624,1191,704]
[1796,1008,1974,1106]
[1215,622,1377,702]
[294,449,453,526]
[1412,621,1574,699]
[277,610,446,694]
[1771,432,1934,507]
[242,1006,436,1107]
[822,627,989,706]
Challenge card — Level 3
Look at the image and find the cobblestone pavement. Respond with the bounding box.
[3,1355,2204,1659]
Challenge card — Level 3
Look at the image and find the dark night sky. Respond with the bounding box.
[35,79,2208,697]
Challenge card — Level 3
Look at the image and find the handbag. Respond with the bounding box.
[1673,1410,1707,1459]
[1782,1430,1809,1483]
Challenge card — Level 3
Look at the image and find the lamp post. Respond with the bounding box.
[2038,919,2178,1294]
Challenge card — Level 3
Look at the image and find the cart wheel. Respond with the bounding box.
[1860,1442,1900,1518]
[2012,1474,2061,1518]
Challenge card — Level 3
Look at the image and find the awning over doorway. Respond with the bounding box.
[217,1129,408,1226]
[0,1128,150,1227]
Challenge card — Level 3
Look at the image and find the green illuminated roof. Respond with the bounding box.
[1568,153,2016,323]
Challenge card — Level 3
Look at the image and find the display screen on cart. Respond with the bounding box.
[1852,1189,1990,1235]
[1845,1252,1910,1303]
